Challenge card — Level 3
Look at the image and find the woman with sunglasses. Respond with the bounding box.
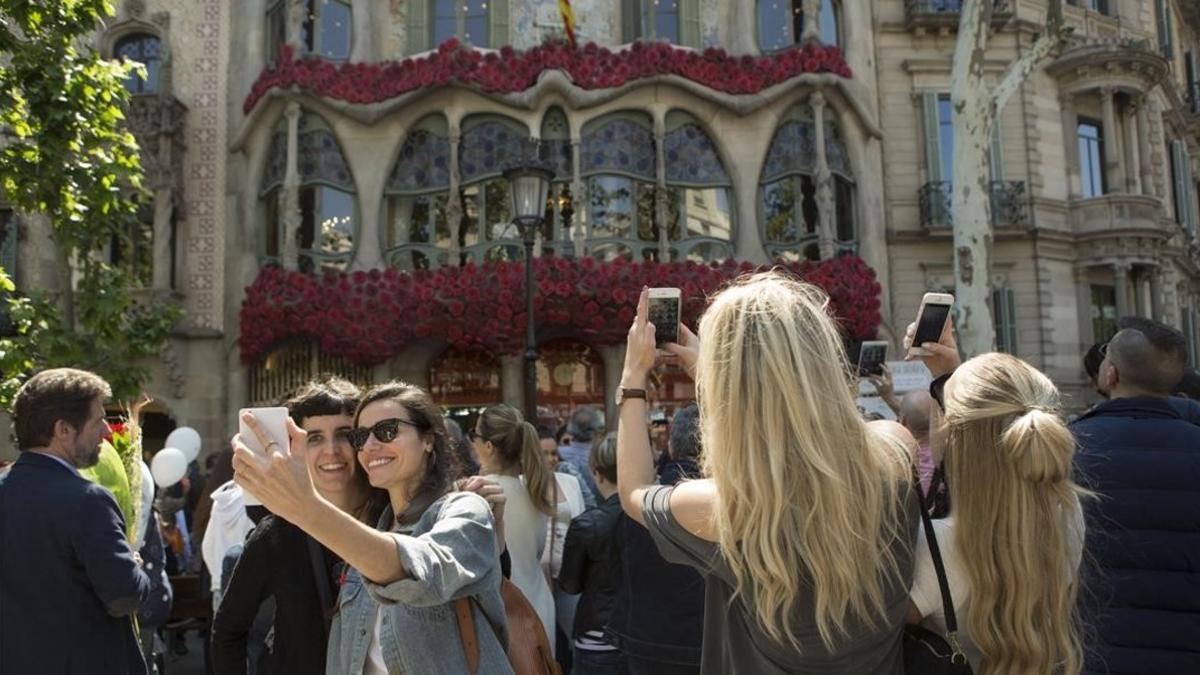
[233,381,513,674]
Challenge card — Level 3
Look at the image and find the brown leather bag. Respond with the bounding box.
[455,578,560,675]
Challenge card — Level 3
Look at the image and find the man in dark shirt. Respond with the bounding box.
[0,368,151,674]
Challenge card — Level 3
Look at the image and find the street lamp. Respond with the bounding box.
[504,163,554,424]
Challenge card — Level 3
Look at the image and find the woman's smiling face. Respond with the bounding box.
[355,399,429,492]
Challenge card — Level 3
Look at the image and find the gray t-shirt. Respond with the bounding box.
[641,484,918,674]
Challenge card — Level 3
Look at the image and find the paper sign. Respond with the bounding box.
[887,361,933,393]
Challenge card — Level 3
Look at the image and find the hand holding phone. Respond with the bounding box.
[908,293,954,357]
[647,288,681,347]
[857,341,889,377]
[237,407,290,506]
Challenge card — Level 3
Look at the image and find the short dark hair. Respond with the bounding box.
[1116,316,1188,365]
[589,432,618,483]
[668,404,701,461]
[1083,342,1106,381]
[1108,328,1184,394]
[566,406,601,443]
[286,376,362,426]
[1176,368,1200,399]
[14,368,111,450]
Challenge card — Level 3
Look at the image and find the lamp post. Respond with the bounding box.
[504,163,554,424]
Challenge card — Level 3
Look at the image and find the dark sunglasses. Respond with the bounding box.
[1098,342,1109,357]
[349,417,421,451]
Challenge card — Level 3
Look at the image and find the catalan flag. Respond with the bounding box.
[559,0,577,48]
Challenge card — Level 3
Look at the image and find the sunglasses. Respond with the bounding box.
[349,417,421,451]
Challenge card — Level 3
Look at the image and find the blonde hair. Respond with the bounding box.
[943,353,1088,675]
[478,404,555,515]
[696,272,912,651]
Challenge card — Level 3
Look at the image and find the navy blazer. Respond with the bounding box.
[1072,396,1200,675]
[0,451,151,674]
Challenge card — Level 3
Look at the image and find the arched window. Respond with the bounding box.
[302,0,353,60]
[536,340,606,415]
[758,0,841,52]
[540,107,574,252]
[384,115,453,270]
[415,0,508,51]
[580,112,658,261]
[260,112,358,272]
[430,348,503,407]
[114,33,161,94]
[265,0,287,64]
[663,111,734,262]
[758,104,856,261]
[622,0,703,46]
[458,115,529,263]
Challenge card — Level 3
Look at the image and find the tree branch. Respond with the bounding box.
[992,0,1070,115]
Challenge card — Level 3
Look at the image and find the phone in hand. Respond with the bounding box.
[910,293,954,357]
[857,341,889,377]
[648,288,682,346]
[237,407,290,507]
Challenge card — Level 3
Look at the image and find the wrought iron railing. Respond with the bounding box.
[904,0,1014,19]
[919,180,1028,229]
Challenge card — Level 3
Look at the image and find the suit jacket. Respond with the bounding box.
[0,451,151,674]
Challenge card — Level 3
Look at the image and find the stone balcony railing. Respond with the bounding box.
[1068,193,1167,237]
[904,0,1015,33]
[918,180,1029,230]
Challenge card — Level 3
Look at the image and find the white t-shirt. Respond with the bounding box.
[363,611,387,675]
[909,504,1085,672]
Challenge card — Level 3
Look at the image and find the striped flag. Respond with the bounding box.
[558,0,577,48]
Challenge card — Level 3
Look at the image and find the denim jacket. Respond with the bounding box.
[326,491,513,675]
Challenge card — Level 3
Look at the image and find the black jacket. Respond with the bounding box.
[0,451,151,674]
[1072,396,1200,675]
[607,459,705,666]
[211,515,342,675]
[558,493,623,641]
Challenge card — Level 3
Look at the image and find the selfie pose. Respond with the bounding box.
[232,381,513,674]
[617,275,919,673]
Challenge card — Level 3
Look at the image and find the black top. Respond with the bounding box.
[211,515,342,675]
[557,493,623,641]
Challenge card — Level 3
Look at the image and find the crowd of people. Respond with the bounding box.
[1,270,1199,675]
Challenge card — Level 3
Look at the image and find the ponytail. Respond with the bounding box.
[999,408,1074,484]
[478,404,556,515]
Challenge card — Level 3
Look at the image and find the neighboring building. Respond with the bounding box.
[4,0,1200,459]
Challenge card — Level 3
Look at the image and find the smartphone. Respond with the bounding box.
[237,407,290,507]
[648,288,681,346]
[910,293,954,356]
[857,340,889,377]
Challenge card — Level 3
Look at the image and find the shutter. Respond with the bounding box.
[1172,141,1188,225]
[992,288,1017,354]
[622,0,642,42]
[988,122,1004,181]
[1188,51,1200,112]
[920,92,943,184]
[408,0,428,54]
[1184,147,1197,234]
[1157,0,1172,59]
[489,0,509,49]
[680,0,702,48]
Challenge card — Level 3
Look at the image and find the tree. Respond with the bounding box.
[0,0,180,409]
[949,0,1069,356]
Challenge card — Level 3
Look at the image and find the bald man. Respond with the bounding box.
[898,391,935,493]
[1073,324,1200,674]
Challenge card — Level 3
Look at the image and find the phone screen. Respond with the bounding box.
[648,295,680,346]
[914,303,952,346]
[858,344,887,376]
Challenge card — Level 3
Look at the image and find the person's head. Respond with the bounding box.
[1083,342,1106,393]
[898,390,932,442]
[942,353,1087,673]
[473,404,554,515]
[1176,368,1200,400]
[667,404,701,462]
[1099,325,1187,398]
[565,406,600,444]
[286,377,365,501]
[352,381,456,522]
[537,427,560,470]
[14,368,112,469]
[443,418,479,478]
[589,432,618,496]
[695,271,910,651]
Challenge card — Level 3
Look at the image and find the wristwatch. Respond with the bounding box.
[615,387,647,406]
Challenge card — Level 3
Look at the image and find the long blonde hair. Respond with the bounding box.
[696,272,912,651]
[942,353,1088,675]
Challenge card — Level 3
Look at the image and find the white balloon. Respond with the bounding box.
[151,448,188,488]
[166,427,202,462]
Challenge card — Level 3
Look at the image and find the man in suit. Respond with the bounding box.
[0,368,151,674]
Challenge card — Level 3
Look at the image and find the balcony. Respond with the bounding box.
[904,0,1015,34]
[1068,193,1166,237]
[918,181,1029,229]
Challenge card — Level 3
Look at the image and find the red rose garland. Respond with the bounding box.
[244,38,852,113]
[238,255,883,365]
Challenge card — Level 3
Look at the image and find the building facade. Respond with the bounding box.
[4,0,1200,458]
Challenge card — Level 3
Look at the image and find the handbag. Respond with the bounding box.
[455,578,560,675]
[541,476,559,587]
[902,479,973,674]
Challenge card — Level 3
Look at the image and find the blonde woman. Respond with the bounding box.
[905,348,1088,674]
[617,274,920,673]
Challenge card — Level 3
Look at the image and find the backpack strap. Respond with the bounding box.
[913,477,967,663]
[455,597,480,675]
[305,535,335,634]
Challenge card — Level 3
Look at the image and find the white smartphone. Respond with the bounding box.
[648,287,682,346]
[857,340,889,377]
[909,293,955,357]
[237,406,290,507]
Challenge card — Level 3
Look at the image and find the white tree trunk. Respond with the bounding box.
[950,0,1067,357]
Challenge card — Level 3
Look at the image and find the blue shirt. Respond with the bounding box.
[27,451,78,476]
